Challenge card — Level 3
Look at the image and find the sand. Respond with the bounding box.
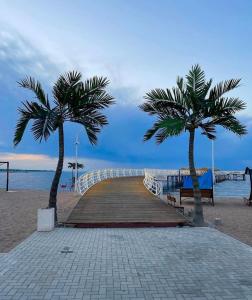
[0,190,80,253]
[1,190,252,253]
[180,197,252,247]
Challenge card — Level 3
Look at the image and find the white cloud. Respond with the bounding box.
[0,26,144,106]
[0,28,61,82]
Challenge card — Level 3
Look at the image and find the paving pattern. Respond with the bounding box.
[1,227,252,299]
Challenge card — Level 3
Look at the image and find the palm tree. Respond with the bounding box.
[139,65,247,226]
[14,71,114,221]
[67,161,84,183]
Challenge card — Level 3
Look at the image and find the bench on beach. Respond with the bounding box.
[167,193,185,214]
[180,188,214,206]
[180,169,214,206]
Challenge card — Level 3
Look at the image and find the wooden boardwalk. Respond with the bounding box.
[65,177,187,227]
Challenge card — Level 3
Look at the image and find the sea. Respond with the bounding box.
[0,170,77,191]
[0,170,250,198]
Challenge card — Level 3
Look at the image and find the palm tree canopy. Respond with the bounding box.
[67,162,84,169]
[14,71,114,146]
[139,64,247,144]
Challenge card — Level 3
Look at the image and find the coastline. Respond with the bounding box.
[1,189,252,253]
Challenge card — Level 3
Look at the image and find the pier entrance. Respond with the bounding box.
[65,176,187,227]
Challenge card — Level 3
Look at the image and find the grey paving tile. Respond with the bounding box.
[1,228,252,299]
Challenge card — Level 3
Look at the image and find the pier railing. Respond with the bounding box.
[77,168,165,196]
[143,171,162,196]
[77,168,246,196]
[77,168,144,195]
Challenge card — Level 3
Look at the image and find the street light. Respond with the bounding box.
[74,134,80,192]
[212,139,215,185]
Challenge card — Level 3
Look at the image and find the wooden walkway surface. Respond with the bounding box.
[65,177,187,227]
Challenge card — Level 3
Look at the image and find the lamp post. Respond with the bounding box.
[212,139,215,185]
[74,134,80,192]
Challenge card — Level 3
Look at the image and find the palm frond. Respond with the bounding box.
[84,124,100,145]
[144,117,185,144]
[199,122,216,140]
[208,79,241,101]
[186,64,206,95]
[14,107,31,146]
[211,116,247,136]
[18,77,50,109]
[141,88,186,117]
[83,76,110,95]
[14,101,55,145]
[207,97,246,117]
[31,111,56,142]
[53,70,82,105]
[83,90,115,108]
[68,83,114,126]
[145,88,174,103]
[71,111,109,145]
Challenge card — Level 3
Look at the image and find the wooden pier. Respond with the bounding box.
[65,176,187,228]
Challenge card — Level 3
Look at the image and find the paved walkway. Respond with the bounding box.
[1,228,252,299]
[66,177,186,227]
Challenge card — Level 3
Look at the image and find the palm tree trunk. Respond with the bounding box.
[188,129,204,226]
[48,124,64,223]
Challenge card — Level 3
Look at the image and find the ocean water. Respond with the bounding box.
[0,171,79,191]
[0,171,250,197]
[166,176,251,198]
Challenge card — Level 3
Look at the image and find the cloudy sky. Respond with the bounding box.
[0,0,252,171]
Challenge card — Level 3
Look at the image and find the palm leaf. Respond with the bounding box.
[14,101,55,145]
[83,76,110,96]
[141,88,186,116]
[199,122,216,140]
[18,77,50,109]
[208,79,241,100]
[186,64,206,96]
[53,71,82,105]
[212,116,247,136]
[206,97,246,117]
[144,117,185,144]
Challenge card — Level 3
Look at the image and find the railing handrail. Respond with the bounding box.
[143,171,162,196]
[77,168,145,195]
[77,167,245,197]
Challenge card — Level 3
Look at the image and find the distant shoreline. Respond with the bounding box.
[0,169,55,173]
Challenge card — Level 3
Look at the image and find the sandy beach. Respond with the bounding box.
[180,197,252,246]
[0,190,80,253]
[1,190,252,253]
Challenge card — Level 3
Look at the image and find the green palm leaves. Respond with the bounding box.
[140,64,247,143]
[14,71,114,146]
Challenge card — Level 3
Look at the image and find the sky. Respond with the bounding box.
[0,0,252,171]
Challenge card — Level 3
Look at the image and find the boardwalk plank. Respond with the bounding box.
[65,176,187,227]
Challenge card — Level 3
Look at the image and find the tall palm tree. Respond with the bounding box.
[14,71,114,221]
[139,65,247,226]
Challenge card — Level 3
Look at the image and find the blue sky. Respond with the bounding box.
[0,0,252,170]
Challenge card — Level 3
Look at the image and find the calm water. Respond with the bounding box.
[0,171,250,197]
[166,176,251,198]
[0,171,78,191]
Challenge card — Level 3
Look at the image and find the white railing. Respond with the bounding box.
[77,168,144,195]
[78,168,244,197]
[143,171,162,196]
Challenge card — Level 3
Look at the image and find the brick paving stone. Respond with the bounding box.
[1,228,252,299]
